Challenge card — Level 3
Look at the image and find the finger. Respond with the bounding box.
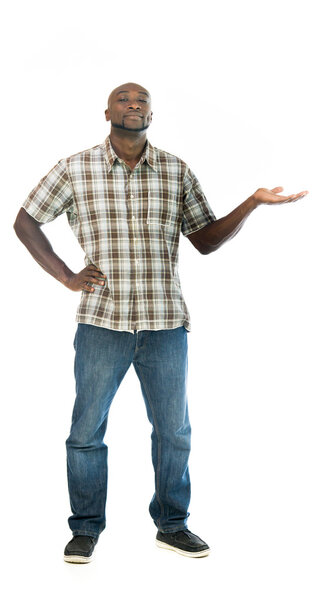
[84,281,95,292]
[281,195,299,202]
[290,193,308,202]
[269,194,293,201]
[282,196,302,205]
[270,186,284,193]
[87,266,106,278]
[89,276,105,285]
[87,265,105,273]
[288,190,309,201]
[275,189,308,202]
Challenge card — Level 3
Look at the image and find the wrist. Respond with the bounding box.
[247,194,261,210]
[58,263,75,286]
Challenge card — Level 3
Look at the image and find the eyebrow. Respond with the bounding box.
[116,90,149,97]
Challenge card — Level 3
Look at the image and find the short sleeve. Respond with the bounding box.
[21,158,74,224]
[181,166,216,236]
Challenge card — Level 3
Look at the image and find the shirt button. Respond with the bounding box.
[130,194,134,199]
[132,215,136,220]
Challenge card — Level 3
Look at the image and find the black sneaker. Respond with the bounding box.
[64,535,98,563]
[156,528,210,558]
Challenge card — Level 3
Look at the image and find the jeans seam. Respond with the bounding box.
[134,363,165,529]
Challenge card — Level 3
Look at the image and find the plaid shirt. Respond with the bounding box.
[22,135,217,333]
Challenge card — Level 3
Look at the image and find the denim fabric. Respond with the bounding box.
[65,323,191,537]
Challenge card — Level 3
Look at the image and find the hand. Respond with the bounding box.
[251,186,309,206]
[64,264,107,292]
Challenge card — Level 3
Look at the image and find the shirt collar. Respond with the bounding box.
[103,135,158,172]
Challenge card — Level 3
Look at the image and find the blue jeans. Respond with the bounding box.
[65,323,191,538]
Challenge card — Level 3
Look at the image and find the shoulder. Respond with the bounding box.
[152,144,187,167]
[65,141,104,165]
[151,144,190,179]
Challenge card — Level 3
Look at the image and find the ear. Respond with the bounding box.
[105,108,111,122]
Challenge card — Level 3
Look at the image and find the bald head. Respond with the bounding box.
[107,82,151,110]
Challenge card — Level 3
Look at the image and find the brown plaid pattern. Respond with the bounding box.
[21,135,217,333]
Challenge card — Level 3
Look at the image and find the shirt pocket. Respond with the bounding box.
[146,191,181,229]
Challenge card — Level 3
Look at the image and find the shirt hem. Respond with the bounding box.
[75,313,191,333]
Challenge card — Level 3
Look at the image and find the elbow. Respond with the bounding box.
[13,220,21,236]
[13,216,25,237]
[13,208,42,236]
[201,241,224,255]
[13,214,19,230]
[13,215,29,239]
[199,242,215,255]
[200,246,212,255]
[195,239,213,255]
[13,210,24,233]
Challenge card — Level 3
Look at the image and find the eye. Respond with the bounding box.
[118,98,147,103]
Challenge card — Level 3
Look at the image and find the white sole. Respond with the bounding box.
[155,539,210,558]
[63,554,93,563]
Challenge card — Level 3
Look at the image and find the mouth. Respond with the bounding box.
[125,114,143,118]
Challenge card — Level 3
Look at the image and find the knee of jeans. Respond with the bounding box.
[65,423,105,449]
[160,422,191,445]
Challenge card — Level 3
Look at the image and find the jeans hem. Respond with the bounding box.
[71,529,100,539]
[157,526,188,534]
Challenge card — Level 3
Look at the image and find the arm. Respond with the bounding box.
[186,186,309,255]
[13,208,106,292]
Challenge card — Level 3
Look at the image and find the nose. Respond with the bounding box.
[128,102,141,110]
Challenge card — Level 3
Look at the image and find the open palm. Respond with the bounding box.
[253,186,309,205]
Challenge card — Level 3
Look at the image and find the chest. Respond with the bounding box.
[68,163,184,229]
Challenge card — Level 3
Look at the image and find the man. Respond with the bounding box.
[13,82,308,563]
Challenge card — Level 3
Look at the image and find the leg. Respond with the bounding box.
[65,324,134,538]
[132,326,191,533]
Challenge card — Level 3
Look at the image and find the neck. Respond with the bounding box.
[109,129,148,164]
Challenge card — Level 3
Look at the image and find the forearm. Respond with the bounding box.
[202,195,259,253]
[13,219,74,286]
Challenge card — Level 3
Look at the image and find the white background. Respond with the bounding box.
[2,0,327,598]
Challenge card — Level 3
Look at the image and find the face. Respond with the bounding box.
[105,83,153,132]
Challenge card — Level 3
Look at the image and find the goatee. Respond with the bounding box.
[111,121,150,132]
